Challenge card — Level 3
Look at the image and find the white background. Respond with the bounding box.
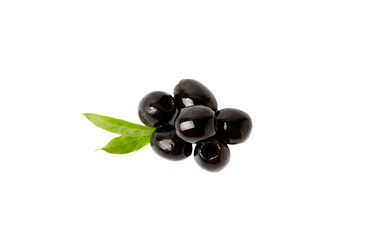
[1,1,375,239]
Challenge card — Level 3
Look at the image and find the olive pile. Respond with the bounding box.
[138,79,252,172]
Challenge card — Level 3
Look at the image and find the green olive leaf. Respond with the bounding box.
[83,113,155,136]
[84,113,155,155]
[99,135,151,154]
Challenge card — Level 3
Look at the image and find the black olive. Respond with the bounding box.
[175,105,216,143]
[216,108,252,144]
[194,139,230,172]
[150,126,192,161]
[138,91,176,127]
[174,79,218,111]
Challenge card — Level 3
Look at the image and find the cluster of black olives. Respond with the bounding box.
[138,79,252,172]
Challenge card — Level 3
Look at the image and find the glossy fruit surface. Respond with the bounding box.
[216,108,252,144]
[150,126,192,160]
[194,139,230,172]
[138,91,176,127]
[173,79,218,111]
[175,105,216,143]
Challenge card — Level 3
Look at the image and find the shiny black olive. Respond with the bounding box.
[138,91,176,127]
[150,126,192,160]
[194,139,230,172]
[175,105,216,143]
[173,79,218,111]
[215,108,252,144]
